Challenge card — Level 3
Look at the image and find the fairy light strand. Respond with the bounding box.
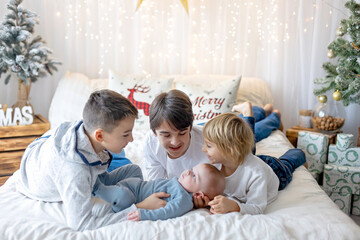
[58,0,338,76]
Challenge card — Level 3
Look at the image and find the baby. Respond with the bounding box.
[93,163,225,221]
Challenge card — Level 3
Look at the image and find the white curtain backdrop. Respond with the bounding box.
[0,0,359,139]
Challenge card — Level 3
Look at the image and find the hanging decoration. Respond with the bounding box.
[327,49,335,58]
[333,90,342,101]
[318,95,328,103]
[136,0,189,14]
[336,26,344,36]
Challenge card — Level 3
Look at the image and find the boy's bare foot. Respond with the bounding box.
[273,109,283,131]
[263,104,273,117]
[232,101,253,117]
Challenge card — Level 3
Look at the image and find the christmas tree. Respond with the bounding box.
[0,0,60,85]
[314,0,360,106]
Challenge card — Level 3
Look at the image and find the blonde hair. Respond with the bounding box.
[201,163,225,200]
[202,113,254,165]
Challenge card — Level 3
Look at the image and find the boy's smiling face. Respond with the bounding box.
[154,120,191,159]
[202,138,225,165]
[99,116,135,154]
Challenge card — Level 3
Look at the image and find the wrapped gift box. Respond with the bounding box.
[336,133,355,151]
[352,195,360,216]
[323,164,360,195]
[328,145,360,167]
[324,190,352,215]
[297,131,329,182]
[328,134,360,167]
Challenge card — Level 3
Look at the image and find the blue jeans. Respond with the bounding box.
[242,109,304,190]
[258,149,306,190]
[241,106,280,143]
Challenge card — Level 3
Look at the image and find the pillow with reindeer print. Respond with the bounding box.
[109,69,174,130]
[172,75,241,125]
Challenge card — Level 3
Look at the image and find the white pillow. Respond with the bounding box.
[48,71,108,129]
[237,77,274,107]
[108,69,174,130]
[173,75,241,124]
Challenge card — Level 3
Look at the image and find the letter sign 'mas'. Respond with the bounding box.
[0,104,34,126]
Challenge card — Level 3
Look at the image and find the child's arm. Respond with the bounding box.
[131,194,193,221]
[59,166,137,230]
[208,176,271,215]
[208,195,240,214]
[136,192,170,209]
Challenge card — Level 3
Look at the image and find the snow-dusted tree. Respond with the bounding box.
[314,0,360,106]
[0,0,60,85]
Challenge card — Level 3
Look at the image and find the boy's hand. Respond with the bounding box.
[208,195,240,214]
[127,210,140,221]
[136,192,170,210]
[193,194,210,208]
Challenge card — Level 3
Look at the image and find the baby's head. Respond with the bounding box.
[178,163,225,200]
[202,113,254,165]
[83,89,138,153]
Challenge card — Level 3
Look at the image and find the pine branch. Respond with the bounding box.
[314,0,360,106]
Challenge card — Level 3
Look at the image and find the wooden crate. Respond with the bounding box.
[286,125,340,148]
[0,115,50,186]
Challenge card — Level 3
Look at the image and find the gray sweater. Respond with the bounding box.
[16,121,136,230]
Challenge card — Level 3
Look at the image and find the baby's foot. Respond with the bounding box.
[232,101,253,117]
[263,104,273,117]
[273,109,283,131]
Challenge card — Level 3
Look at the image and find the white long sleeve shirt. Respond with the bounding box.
[16,121,136,231]
[144,125,209,180]
[223,154,279,215]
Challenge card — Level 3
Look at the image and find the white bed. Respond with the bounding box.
[1,131,359,239]
[0,73,359,239]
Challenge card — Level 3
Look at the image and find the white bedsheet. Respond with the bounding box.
[1,131,359,239]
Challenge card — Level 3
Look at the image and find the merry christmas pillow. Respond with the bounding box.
[108,69,174,130]
[173,75,241,124]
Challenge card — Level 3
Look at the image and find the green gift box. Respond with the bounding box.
[297,131,329,181]
[323,164,360,195]
[328,144,360,167]
[324,190,352,215]
[352,195,360,216]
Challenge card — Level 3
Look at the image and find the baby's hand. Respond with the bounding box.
[127,210,140,221]
[208,195,240,214]
[193,193,210,208]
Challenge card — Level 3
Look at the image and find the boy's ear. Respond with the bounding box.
[94,128,104,142]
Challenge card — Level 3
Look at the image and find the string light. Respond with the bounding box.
[60,0,337,76]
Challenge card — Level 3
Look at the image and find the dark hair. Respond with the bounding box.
[83,89,138,133]
[149,89,194,133]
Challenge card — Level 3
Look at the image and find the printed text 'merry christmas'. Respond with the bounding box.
[193,96,225,110]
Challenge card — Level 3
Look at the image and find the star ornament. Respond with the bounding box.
[136,0,189,14]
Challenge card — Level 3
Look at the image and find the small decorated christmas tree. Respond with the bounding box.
[0,0,60,85]
[314,0,360,106]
